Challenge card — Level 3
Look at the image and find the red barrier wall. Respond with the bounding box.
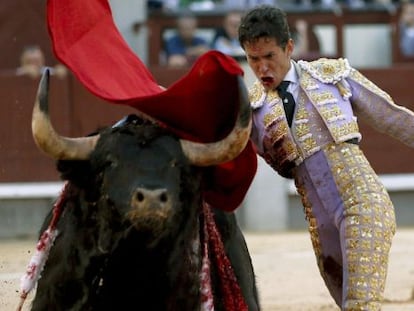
[0,65,413,182]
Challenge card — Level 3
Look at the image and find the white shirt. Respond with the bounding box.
[283,61,300,99]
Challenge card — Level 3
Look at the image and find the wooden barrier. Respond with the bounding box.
[358,65,414,174]
[0,74,68,182]
[0,63,413,182]
[0,73,136,182]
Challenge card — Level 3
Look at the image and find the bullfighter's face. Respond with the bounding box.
[243,37,293,92]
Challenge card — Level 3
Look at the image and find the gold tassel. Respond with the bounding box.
[335,81,351,99]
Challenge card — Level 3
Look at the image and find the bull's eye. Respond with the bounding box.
[136,191,145,202]
[159,192,168,203]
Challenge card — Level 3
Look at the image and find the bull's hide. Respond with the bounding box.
[28,115,259,311]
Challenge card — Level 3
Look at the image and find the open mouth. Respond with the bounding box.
[261,77,274,85]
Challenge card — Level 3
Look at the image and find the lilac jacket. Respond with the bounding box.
[249,58,414,177]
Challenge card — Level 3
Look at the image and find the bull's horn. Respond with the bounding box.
[32,69,99,160]
[180,76,252,166]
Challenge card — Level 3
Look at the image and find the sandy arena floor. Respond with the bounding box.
[1,229,413,310]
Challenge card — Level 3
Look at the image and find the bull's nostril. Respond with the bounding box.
[159,192,168,203]
[136,191,145,202]
[133,188,169,206]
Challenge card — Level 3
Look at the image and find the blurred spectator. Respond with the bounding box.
[16,45,45,78]
[185,0,216,10]
[400,0,414,56]
[290,19,321,61]
[211,10,245,60]
[164,13,210,67]
[223,0,274,9]
[147,0,165,10]
[16,45,67,79]
[148,0,180,11]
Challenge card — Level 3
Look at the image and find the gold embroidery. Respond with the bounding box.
[324,143,396,310]
[295,178,324,287]
[300,72,318,90]
[261,92,301,167]
[292,95,320,159]
[263,105,284,127]
[336,81,352,99]
[330,122,360,141]
[268,123,288,143]
[302,137,318,155]
[295,122,308,138]
[248,81,262,102]
[318,106,346,122]
[298,58,351,84]
[249,81,266,109]
[284,141,299,161]
[310,91,338,105]
[266,89,280,104]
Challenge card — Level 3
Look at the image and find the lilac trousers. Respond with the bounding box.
[294,142,396,310]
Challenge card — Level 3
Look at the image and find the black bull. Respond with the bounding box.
[29,70,260,310]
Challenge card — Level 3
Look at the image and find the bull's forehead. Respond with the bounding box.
[113,134,184,161]
[92,128,190,176]
[93,128,198,208]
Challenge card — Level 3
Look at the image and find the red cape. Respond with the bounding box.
[46,0,257,211]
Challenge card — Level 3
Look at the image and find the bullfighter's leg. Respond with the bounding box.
[328,144,396,311]
[213,208,260,311]
[296,172,344,306]
[297,143,396,310]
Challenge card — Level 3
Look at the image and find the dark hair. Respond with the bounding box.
[238,5,291,49]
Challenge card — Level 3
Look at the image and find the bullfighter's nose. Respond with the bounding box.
[132,188,170,209]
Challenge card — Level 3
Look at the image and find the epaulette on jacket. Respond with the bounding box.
[248,80,266,109]
[298,58,352,84]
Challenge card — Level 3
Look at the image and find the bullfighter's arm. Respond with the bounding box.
[346,69,414,148]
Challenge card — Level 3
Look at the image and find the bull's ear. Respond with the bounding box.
[95,201,123,254]
[97,217,115,254]
[97,231,112,254]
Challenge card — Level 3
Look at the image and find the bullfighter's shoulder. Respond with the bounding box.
[298,58,352,84]
[248,80,266,109]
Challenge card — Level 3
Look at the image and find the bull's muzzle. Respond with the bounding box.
[132,188,170,210]
[128,188,173,225]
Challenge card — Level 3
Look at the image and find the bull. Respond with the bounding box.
[27,69,260,311]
